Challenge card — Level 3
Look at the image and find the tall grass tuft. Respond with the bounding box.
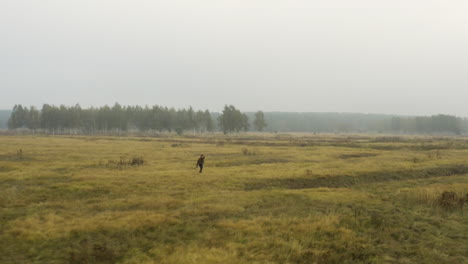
[400,186,467,211]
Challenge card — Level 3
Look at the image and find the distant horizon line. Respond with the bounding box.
[0,107,466,119]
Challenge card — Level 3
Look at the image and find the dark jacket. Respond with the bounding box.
[196,157,205,167]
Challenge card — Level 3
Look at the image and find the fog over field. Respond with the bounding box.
[2,3,468,262]
[1,1,467,116]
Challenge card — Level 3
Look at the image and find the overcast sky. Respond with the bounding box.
[1,0,467,116]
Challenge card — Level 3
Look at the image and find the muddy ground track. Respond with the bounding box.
[245,164,468,190]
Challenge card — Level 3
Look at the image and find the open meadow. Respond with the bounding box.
[1,134,467,264]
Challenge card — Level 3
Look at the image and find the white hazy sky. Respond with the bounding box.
[1,0,467,116]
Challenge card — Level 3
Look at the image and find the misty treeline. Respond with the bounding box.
[258,113,467,135]
[388,115,464,135]
[6,104,268,134]
[4,104,467,135]
[7,104,215,134]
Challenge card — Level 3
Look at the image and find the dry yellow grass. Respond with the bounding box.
[0,134,467,263]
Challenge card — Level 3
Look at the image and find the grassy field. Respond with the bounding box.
[1,134,467,264]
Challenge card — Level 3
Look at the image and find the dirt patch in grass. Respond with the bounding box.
[214,157,290,167]
[337,153,379,159]
[0,154,35,162]
[0,175,74,187]
[371,136,406,143]
[369,142,468,151]
[0,165,17,172]
[243,193,332,217]
[245,164,468,190]
[52,167,73,174]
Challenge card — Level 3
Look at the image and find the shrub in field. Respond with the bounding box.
[437,191,467,211]
[129,156,144,166]
[107,156,145,167]
[69,240,118,264]
[241,148,258,155]
[400,186,467,211]
[118,156,144,166]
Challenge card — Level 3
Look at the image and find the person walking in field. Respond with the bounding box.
[196,154,205,173]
